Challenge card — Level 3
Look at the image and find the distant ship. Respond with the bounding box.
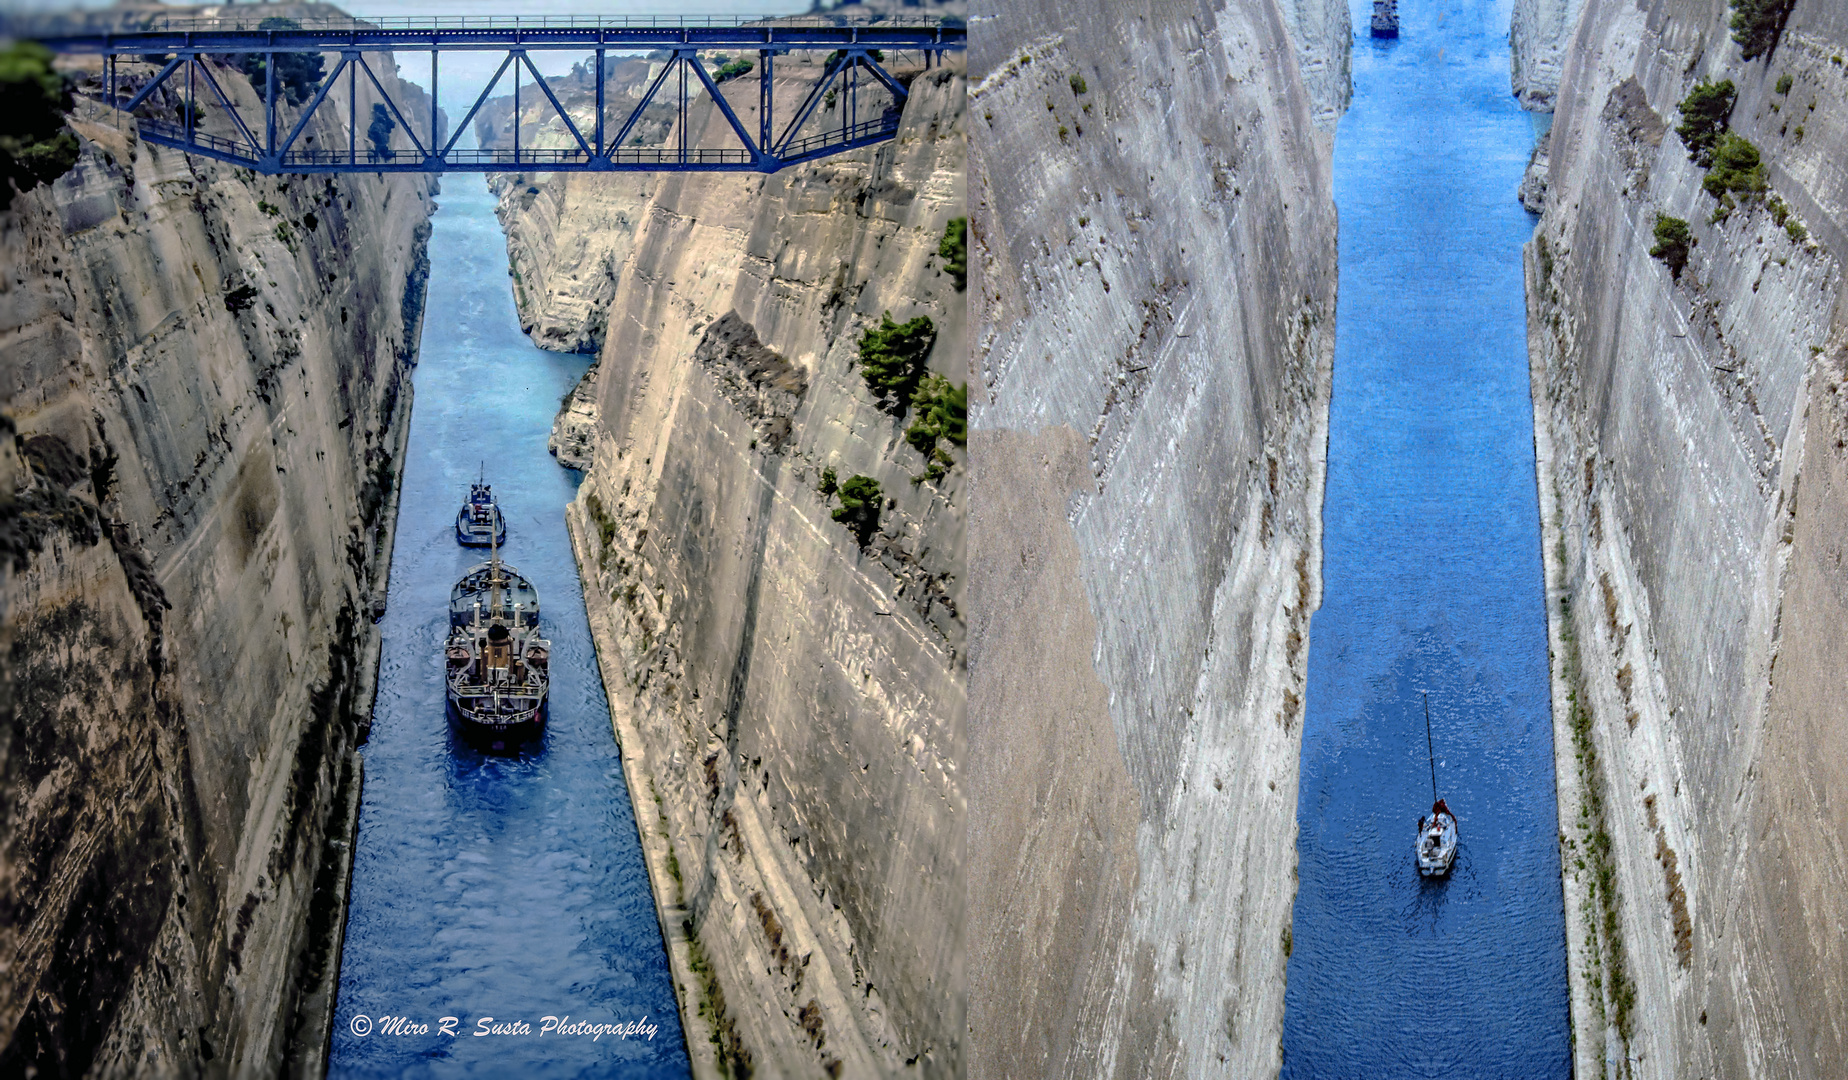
[1371,0,1399,38]
[445,541,549,750]
[456,478,507,546]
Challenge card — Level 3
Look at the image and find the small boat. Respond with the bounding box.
[444,536,549,751]
[1371,0,1399,38]
[456,476,507,547]
[1418,798,1459,877]
[1415,693,1458,877]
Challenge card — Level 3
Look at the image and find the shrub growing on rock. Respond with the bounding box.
[1702,133,1767,201]
[855,312,937,413]
[367,103,395,160]
[1675,79,1735,165]
[905,375,967,483]
[1774,73,1794,94]
[831,474,881,546]
[713,57,754,82]
[1649,215,1692,279]
[0,41,80,210]
[938,217,967,291]
[1730,0,1797,61]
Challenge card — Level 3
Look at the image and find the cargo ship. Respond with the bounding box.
[444,541,549,750]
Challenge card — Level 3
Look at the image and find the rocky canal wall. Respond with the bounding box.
[966,1,1341,1076]
[1530,0,1848,1075]
[0,44,433,1078]
[485,49,968,1079]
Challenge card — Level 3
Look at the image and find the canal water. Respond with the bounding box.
[1281,1,1570,1077]
[328,173,688,1077]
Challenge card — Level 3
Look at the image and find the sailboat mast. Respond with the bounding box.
[1424,692,1438,803]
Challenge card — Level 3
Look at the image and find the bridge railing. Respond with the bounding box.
[115,13,957,32]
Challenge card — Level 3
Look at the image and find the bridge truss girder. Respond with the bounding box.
[43,20,962,174]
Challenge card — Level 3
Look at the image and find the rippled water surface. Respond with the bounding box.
[328,174,688,1078]
[1282,2,1570,1076]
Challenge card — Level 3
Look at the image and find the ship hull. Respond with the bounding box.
[447,695,547,751]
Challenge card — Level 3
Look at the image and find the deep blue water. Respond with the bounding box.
[328,174,688,1078]
[1281,2,1570,1077]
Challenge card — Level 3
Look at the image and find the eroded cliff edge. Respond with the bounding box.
[1530,1,1848,1075]
[485,52,967,1079]
[1,49,433,1077]
[967,1,1341,1076]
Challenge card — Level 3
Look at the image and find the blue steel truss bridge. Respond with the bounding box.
[29,13,965,174]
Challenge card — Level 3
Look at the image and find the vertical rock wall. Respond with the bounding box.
[1512,0,1588,110]
[490,55,968,1077]
[1530,0,1848,1075]
[0,53,433,1077]
[966,1,1341,1076]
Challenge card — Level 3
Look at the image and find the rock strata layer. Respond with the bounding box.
[492,53,968,1078]
[1531,1,1848,1075]
[967,1,1340,1076]
[0,52,433,1077]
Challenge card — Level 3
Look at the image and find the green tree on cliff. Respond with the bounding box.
[368,103,395,160]
[832,475,882,546]
[1649,215,1692,280]
[855,312,937,414]
[1674,80,1734,166]
[1730,0,1797,61]
[236,19,327,106]
[0,42,81,210]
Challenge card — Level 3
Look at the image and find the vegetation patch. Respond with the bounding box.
[1649,215,1692,279]
[1674,79,1735,166]
[855,312,937,413]
[1557,534,1638,1049]
[1702,132,1768,202]
[904,375,966,483]
[1069,72,1088,95]
[713,57,754,82]
[1729,0,1797,61]
[938,217,967,291]
[0,41,81,210]
[831,474,881,547]
[1774,73,1794,94]
[817,466,838,501]
[235,19,326,105]
[686,927,754,1078]
[366,103,395,160]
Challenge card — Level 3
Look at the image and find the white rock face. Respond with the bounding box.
[1278,0,1354,130]
[491,56,969,1077]
[1511,0,1586,109]
[967,0,1337,1076]
[0,56,433,1076]
[1532,0,1848,1076]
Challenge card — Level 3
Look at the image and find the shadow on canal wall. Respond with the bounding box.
[484,46,968,1079]
[1530,0,1848,1074]
[0,45,434,1078]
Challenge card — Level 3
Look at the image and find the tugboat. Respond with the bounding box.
[1371,0,1399,38]
[444,535,549,751]
[456,473,507,547]
[1415,693,1458,877]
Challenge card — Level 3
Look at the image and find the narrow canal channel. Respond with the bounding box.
[328,173,688,1077]
[1282,1,1569,1076]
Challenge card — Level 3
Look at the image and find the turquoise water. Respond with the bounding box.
[1282,2,1570,1076]
[327,173,688,1078]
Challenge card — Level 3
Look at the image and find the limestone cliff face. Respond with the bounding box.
[1511,0,1587,110]
[0,55,432,1077]
[967,1,1338,1076]
[1530,1,1848,1075]
[491,55,967,1078]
